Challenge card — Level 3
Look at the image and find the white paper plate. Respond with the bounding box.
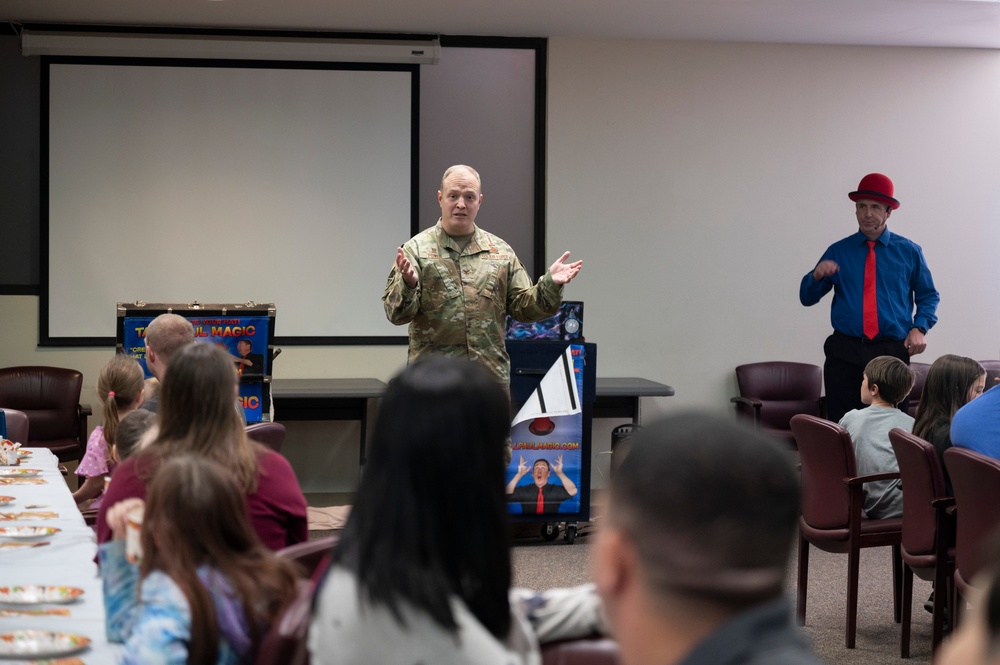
[0,527,59,539]
[0,469,41,478]
[0,630,90,657]
[0,586,84,605]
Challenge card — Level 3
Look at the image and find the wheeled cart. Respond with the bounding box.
[506,340,596,544]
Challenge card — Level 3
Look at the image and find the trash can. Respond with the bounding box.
[611,424,637,478]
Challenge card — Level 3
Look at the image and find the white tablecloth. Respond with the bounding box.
[0,448,122,662]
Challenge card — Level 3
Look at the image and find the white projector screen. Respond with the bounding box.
[44,59,415,343]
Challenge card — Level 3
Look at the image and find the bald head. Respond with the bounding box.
[440,164,481,192]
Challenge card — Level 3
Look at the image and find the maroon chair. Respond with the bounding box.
[905,362,932,418]
[790,414,902,648]
[246,422,288,454]
[979,359,1000,389]
[731,362,823,449]
[943,447,1000,628]
[254,579,312,665]
[277,535,338,579]
[0,407,30,445]
[888,428,954,657]
[542,637,620,665]
[0,366,91,463]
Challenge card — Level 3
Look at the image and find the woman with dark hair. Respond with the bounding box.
[101,455,300,664]
[97,343,307,550]
[309,356,602,664]
[913,354,986,494]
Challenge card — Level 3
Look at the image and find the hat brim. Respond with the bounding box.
[849,190,900,210]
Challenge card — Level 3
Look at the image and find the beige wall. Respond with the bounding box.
[547,38,1000,416]
[6,37,1000,488]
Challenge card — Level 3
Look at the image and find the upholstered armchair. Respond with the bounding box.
[0,366,92,463]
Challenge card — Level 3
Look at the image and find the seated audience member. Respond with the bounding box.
[74,354,145,508]
[139,314,195,414]
[594,412,821,665]
[913,354,986,494]
[112,409,156,464]
[839,355,915,519]
[309,357,604,665]
[97,343,308,551]
[935,530,1000,665]
[101,455,300,664]
[142,377,159,406]
[951,363,1000,460]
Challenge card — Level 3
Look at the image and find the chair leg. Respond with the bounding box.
[846,543,861,649]
[930,558,953,653]
[797,534,809,626]
[893,544,902,623]
[900,564,913,658]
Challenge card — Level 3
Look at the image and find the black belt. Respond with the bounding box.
[832,331,903,345]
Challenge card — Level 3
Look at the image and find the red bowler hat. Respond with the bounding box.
[848,173,900,210]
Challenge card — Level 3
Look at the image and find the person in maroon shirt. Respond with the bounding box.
[98,343,307,551]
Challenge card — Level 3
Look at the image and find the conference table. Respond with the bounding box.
[0,448,121,662]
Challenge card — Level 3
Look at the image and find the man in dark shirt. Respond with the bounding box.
[505,455,578,515]
[233,339,264,377]
[593,413,822,665]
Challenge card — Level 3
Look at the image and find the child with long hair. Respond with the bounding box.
[309,357,602,664]
[96,343,307,550]
[73,354,145,507]
[101,455,300,664]
[913,354,986,494]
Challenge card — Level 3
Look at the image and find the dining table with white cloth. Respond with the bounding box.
[0,447,122,663]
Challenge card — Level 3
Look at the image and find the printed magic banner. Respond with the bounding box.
[121,313,271,423]
[505,344,584,516]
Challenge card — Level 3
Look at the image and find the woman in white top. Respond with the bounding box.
[309,356,602,665]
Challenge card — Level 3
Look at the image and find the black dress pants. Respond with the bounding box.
[823,331,910,424]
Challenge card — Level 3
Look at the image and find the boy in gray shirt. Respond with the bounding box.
[839,355,915,519]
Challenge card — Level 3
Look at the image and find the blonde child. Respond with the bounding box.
[101,455,300,664]
[142,377,159,405]
[73,355,144,507]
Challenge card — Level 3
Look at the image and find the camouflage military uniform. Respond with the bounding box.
[383,221,564,385]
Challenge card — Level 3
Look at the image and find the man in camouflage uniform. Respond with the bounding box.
[383,164,583,386]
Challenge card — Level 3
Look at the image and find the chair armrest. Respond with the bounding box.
[730,396,762,408]
[76,404,92,449]
[730,397,762,426]
[844,471,901,486]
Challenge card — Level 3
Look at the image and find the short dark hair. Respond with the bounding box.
[865,355,915,406]
[114,409,156,461]
[533,458,550,471]
[609,412,799,609]
[334,356,512,639]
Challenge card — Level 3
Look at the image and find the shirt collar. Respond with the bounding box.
[854,228,892,247]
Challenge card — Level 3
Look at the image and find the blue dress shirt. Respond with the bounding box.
[800,229,939,341]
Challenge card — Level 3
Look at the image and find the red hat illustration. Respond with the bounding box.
[848,173,900,210]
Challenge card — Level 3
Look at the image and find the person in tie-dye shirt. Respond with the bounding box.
[100,456,300,664]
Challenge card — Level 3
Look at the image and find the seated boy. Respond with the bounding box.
[838,355,915,519]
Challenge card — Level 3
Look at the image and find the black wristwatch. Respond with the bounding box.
[912,326,927,334]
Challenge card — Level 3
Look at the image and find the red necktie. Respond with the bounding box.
[863,240,879,340]
[536,487,544,514]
